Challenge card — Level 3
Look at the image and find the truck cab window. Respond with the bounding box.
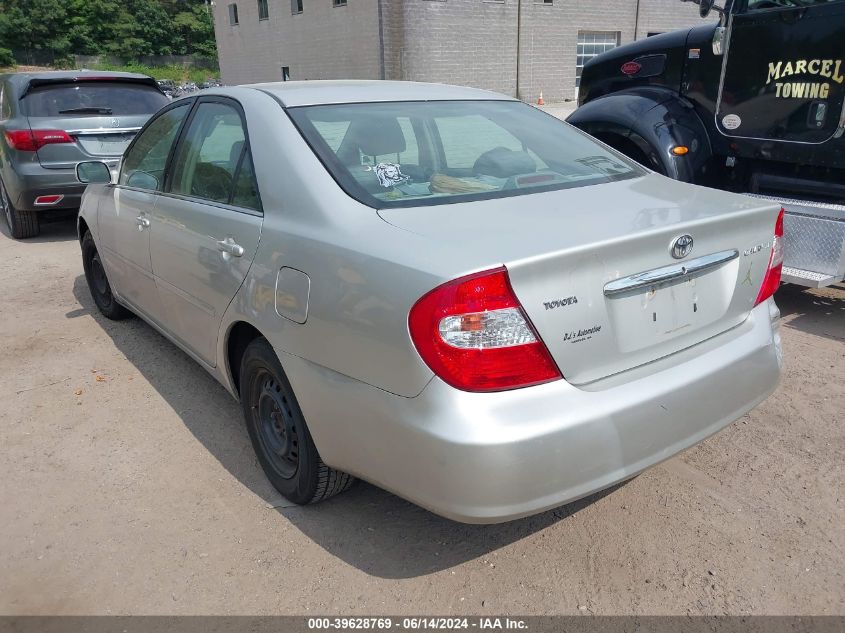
[745,0,844,11]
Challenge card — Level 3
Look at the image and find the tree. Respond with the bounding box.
[0,0,218,63]
[0,0,68,54]
[172,4,215,57]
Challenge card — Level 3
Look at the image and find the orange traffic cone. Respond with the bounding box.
[537,91,545,106]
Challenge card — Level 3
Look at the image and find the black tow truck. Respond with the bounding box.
[568,0,845,288]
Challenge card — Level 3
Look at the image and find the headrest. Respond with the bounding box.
[229,140,245,169]
[473,147,536,178]
[347,116,406,157]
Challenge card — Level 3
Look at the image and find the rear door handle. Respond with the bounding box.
[216,237,244,257]
[136,215,150,230]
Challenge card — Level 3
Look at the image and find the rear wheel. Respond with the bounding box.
[0,177,39,239]
[240,337,355,505]
[81,231,132,320]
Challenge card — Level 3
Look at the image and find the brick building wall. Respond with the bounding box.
[386,0,519,97]
[213,0,710,101]
[214,0,382,85]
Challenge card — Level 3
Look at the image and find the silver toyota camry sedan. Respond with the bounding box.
[75,81,783,523]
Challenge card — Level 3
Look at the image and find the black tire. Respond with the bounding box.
[240,337,355,505]
[0,177,39,239]
[81,231,132,320]
[597,134,666,175]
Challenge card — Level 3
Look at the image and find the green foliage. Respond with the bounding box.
[87,61,219,84]
[0,0,217,63]
[0,47,14,67]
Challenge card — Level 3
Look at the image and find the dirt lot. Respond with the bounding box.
[1,215,843,616]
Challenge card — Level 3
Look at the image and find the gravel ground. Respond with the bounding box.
[1,214,843,616]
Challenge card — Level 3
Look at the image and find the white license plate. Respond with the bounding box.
[607,272,731,354]
[79,135,133,156]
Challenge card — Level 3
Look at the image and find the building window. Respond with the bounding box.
[258,0,269,20]
[576,31,620,87]
[333,0,347,6]
[292,0,303,14]
[228,3,239,25]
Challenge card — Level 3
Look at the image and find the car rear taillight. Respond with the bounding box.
[408,267,562,392]
[4,129,73,152]
[754,207,785,306]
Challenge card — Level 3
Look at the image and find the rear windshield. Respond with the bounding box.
[23,82,168,117]
[287,100,644,209]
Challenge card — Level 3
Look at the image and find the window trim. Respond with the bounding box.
[736,0,845,12]
[117,98,196,193]
[161,95,263,216]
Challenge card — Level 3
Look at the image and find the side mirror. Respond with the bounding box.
[699,0,719,18]
[76,161,112,184]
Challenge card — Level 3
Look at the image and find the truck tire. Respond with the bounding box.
[81,231,132,320]
[240,337,356,505]
[1,177,39,239]
[597,134,666,175]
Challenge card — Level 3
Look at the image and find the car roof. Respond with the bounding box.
[237,80,515,108]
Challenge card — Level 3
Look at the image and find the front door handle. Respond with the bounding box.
[136,215,150,230]
[216,237,244,257]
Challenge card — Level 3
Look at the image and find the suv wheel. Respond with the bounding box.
[0,178,40,239]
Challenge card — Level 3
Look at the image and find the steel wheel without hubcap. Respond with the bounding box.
[81,231,132,320]
[89,252,110,299]
[255,372,300,479]
[240,337,355,505]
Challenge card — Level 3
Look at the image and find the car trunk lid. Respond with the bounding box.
[22,78,167,169]
[29,115,147,168]
[380,175,781,385]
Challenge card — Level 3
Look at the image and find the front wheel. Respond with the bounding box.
[81,231,132,320]
[596,134,667,176]
[240,338,355,505]
[0,177,39,239]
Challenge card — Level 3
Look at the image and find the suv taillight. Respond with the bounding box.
[754,207,785,306]
[408,267,562,392]
[4,129,73,152]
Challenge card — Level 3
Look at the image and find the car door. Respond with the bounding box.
[97,101,192,320]
[150,98,263,367]
[716,0,845,144]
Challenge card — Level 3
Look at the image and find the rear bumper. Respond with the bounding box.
[744,194,845,287]
[2,164,87,212]
[283,300,783,523]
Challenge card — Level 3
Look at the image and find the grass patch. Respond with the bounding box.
[79,62,220,84]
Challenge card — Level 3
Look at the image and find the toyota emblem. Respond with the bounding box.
[670,234,694,259]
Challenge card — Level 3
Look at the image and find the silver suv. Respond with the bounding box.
[0,70,168,238]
